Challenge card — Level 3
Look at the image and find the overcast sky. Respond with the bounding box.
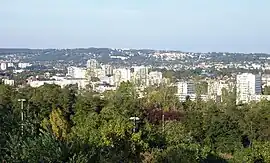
[1,0,270,53]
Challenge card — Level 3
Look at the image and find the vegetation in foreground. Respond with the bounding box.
[1,82,270,162]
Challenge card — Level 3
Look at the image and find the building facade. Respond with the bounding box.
[236,73,262,104]
[132,66,149,86]
[67,66,87,79]
[103,64,113,76]
[86,59,99,69]
[113,68,131,87]
[177,81,195,95]
[0,63,7,70]
[148,71,163,86]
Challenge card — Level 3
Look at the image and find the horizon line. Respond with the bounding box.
[0,47,268,54]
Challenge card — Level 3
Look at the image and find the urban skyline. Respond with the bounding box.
[2,1,270,162]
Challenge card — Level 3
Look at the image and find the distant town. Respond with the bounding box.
[1,48,270,104]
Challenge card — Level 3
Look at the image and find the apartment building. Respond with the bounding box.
[236,73,262,104]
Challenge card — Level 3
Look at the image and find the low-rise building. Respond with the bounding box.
[18,63,31,69]
[2,79,15,86]
[93,83,116,93]
[28,78,89,89]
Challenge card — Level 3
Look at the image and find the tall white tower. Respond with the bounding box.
[104,64,113,76]
[0,63,7,71]
[86,59,99,69]
[132,66,149,86]
[236,73,261,104]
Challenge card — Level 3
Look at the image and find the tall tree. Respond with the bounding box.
[49,107,71,140]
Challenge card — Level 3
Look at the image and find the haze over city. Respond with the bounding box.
[1,0,270,53]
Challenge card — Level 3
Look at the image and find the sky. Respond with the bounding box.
[1,0,270,53]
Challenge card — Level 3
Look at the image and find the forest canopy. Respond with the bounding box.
[1,82,270,162]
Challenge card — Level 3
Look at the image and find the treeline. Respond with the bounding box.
[1,82,270,162]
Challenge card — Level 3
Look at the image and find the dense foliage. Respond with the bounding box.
[1,82,270,162]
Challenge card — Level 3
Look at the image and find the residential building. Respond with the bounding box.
[44,72,51,79]
[113,68,131,87]
[103,64,113,76]
[132,66,149,86]
[7,62,14,68]
[2,79,15,86]
[177,81,195,95]
[29,78,89,89]
[100,76,114,86]
[87,59,99,69]
[67,66,87,79]
[93,83,116,93]
[148,71,163,86]
[236,73,262,104]
[208,80,232,96]
[18,62,31,69]
[207,80,233,102]
[0,63,7,70]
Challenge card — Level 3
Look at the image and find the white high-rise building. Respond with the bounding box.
[176,81,199,102]
[113,68,131,87]
[67,66,87,79]
[132,66,149,86]
[87,59,99,69]
[236,73,262,104]
[103,64,113,76]
[0,63,7,71]
[177,81,195,95]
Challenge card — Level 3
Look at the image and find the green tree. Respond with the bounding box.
[143,85,180,111]
[4,132,97,162]
[0,84,19,159]
[49,107,71,140]
[263,86,270,95]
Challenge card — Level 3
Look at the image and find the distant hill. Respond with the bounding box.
[0,48,32,53]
